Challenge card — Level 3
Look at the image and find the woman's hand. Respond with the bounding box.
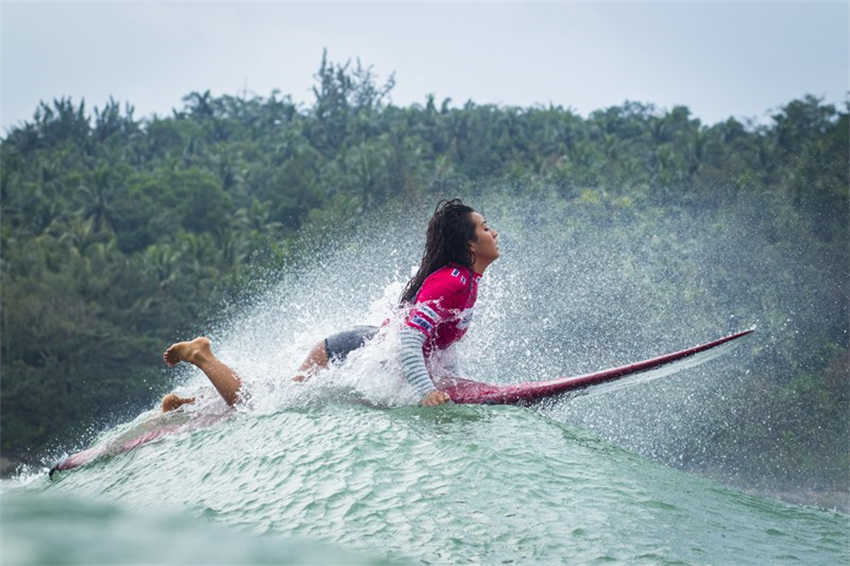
[421,390,452,407]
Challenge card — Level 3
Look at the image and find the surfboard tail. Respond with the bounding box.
[48,411,231,478]
[49,446,105,477]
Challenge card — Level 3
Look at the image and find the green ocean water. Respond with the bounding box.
[3,402,848,565]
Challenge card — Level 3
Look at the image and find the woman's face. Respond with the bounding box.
[468,211,499,265]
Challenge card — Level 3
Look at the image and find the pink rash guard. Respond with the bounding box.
[400,263,481,396]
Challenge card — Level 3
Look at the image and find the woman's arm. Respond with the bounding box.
[399,326,450,405]
[401,269,465,406]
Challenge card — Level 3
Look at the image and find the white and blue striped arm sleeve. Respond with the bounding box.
[399,326,437,398]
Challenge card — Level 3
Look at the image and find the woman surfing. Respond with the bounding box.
[52,200,752,476]
[161,199,500,410]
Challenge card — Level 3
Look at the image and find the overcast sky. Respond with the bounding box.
[1,1,847,133]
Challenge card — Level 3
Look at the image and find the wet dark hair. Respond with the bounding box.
[400,198,477,305]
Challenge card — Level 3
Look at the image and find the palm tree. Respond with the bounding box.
[74,166,122,234]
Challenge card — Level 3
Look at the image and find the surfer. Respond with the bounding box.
[162,198,499,409]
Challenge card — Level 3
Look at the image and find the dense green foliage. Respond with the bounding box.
[1,53,847,490]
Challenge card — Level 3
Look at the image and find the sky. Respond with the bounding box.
[1,1,847,133]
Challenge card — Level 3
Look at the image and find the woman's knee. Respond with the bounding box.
[293,340,329,381]
[307,340,329,367]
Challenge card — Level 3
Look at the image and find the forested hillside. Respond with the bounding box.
[2,53,847,472]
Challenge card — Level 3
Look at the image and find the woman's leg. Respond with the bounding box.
[294,327,379,381]
[163,337,243,406]
[292,340,329,382]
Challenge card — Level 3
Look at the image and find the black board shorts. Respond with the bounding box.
[324,325,379,362]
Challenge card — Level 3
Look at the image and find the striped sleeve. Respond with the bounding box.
[399,326,437,398]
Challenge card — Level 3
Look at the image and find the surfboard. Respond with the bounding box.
[50,328,753,477]
[438,328,754,405]
[49,412,228,478]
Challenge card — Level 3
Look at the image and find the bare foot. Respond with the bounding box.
[161,393,196,412]
[163,337,212,367]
